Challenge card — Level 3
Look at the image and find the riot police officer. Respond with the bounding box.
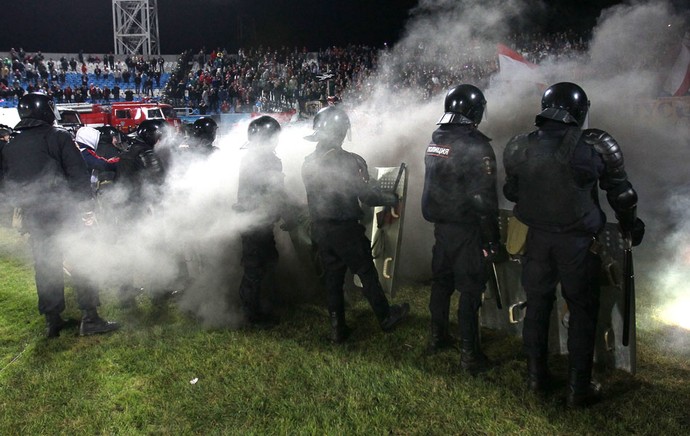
[113,119,168,306]
[503,82,645,407]
[422,85,504,371]
[96,125,127,159]
[302,106,410,343]
[0,93,119,337]
[116,119,167,200]
[191,116,219,153]
[235,115,290,326]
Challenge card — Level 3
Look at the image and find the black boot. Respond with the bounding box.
[459,310,489,373]
[79,309,120,336]
[566,368,602,409]
[380,303,410,332]
[329,311,352,344]
[527,355,550,394]
[460,338,490,373]
[424,323,459,355]
[45,313,78,338]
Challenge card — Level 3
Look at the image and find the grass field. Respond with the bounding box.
[1,228,689,435]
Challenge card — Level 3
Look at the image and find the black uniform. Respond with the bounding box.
[115,138,165,208]
[112,137,166,302]
[504,118,642,402]
[0,119,99,317]
[235,147,286,323]
[302,142,399,327]
[422,123,500,358]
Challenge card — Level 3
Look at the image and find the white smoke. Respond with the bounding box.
[335,0,690,342]
[15,0,687,335]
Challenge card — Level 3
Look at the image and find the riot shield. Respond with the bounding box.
[480,210,636,374]
[347,164,408,297]
[357,164,408,298]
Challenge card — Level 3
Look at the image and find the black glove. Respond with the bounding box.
[381,190,399,208]
[626,218,645,247]
[484,242,508,263]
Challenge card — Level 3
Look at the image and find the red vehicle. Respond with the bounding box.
[57,101,181,133]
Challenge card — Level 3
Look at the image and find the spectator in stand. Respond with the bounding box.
[64,85,73,103]
[94,64,102,80]
[145,74,154,97]
[124,89,134,101]
[112,84,120,101]
[134,72,142,94]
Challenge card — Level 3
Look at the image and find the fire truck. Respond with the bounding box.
[56,101,181,133]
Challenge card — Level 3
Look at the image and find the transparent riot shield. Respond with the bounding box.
[480,210,636,374]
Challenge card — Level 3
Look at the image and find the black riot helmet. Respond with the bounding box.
[17,92,60,123]
[192,117,218,144]
[0,124,13,140]
[136,119,168,146]
[96,125,125,151]
[537,82,590,127]
[247,115,281,146]
[304,106,350,143]
[438,84,486,126]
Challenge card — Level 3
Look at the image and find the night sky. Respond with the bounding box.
[0,0,684,55]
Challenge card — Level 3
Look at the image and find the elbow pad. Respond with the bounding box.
[470,193,498,216]
[610,185,638,230]
[614,185,638,210]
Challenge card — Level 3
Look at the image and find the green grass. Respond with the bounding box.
[0,228,688,435]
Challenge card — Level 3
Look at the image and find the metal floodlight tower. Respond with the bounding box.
[112,0,161,55]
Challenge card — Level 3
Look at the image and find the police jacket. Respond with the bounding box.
[0,118,91,217]
[302,141,397,223]
[422,124,500,242]
[236,147,286,225]
[114,139,165,204]
[503,120,636,234]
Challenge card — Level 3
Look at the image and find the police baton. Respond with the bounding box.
[392,162,406,193]
[622,233,635,347]
[491,262,503,310]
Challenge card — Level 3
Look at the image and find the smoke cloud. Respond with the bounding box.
[9,0,687,338]
[336,0,690,343]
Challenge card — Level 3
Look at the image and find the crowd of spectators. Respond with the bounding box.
[1,32,587,113]
[0,47,171,107]
[164,32,588,116]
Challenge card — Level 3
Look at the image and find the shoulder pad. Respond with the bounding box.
[503,131,533,160]
[583,128,624,169]
[52,125,74,138]
[470,128,492,142]
[349,152,370,182]
[506,132,532,148]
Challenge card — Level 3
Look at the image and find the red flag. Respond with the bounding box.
[496,44,545,87]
